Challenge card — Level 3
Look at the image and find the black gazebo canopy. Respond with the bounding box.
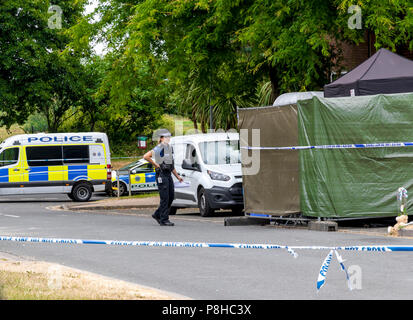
[324,48,413,98]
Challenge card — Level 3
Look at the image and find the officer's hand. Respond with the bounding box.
[178,176,184,183]
[154,163,160,169]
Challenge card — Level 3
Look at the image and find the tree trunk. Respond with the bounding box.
[43,106,52,133]
[269,65,279,104]
[191,109,198,130]
[201,120,207,133]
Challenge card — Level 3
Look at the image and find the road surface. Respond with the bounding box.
[0,194,412,299]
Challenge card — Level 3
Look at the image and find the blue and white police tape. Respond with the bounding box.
[316,249,353,292]
[242,141,413,151]
[316,250,334,292]
[334,250,352,291]
[1,235,413,291]
[0,236,297,257]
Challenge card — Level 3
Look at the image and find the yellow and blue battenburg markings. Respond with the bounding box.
[117,172,156,185]
[25,165,106,182]
[0,168,10,183]
[0,158,107,185]
[28,167,49,182]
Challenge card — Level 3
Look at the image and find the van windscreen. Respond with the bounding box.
[0,148,19,167]
[199,140,240,165]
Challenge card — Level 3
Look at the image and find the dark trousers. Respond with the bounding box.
[154,170,174,223]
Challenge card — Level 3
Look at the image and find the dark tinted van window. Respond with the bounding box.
[0,148,19,167]
[63,145,90,164]
[26,146,63,167]
[63,146,89,163]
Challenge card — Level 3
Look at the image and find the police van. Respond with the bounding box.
[0,132,111,201]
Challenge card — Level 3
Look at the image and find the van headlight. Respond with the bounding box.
[207,170,231,181]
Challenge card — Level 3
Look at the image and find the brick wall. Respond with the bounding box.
[338,32,413,72]
[328,33,413,84]
[339,32,375,72]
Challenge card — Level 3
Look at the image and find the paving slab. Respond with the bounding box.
[65,196,160,211]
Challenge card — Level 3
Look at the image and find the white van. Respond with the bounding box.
[170,132,243,216]
[0,132,112,201]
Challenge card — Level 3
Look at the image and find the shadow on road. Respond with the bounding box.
[175,209,243,218]
[337,216,396,229]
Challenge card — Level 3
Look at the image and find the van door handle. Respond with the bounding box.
[13,169,20,172]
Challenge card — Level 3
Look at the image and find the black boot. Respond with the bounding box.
[152,214,161,225]
[160,220,174,226]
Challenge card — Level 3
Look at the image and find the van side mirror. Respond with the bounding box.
[182,159,201,172]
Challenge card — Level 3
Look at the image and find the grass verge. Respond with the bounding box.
[0,258,179,300]
[118,192,159,199]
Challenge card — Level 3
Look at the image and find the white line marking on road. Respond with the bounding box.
[0,214,20,218]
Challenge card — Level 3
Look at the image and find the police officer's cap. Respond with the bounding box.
[154,128,172,138]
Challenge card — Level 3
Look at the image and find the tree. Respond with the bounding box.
[236,0,341,100]
[336,0,413,52]
[68,0,260,131]
[0,0,87,130]
[66,0,413,132]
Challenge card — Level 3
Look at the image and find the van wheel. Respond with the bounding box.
[112,181,127,197]
[169,207,178,215]
[67,193,75,200]
[198,188,214,217]
[72,183,93,202]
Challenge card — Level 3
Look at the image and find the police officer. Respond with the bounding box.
[144,129,183,226]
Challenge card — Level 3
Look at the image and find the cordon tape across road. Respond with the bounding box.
[0,235,412,292]
[242,141,413,151]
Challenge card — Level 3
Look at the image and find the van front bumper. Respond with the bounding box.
[204,183,244,209]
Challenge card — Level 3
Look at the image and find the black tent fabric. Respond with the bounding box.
[324,48,413,97]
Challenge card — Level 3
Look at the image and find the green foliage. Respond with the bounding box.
[69,0,259,131]
[22,112,49,133]
[0,0,87,129]
[60,55,167,152]
[3,0,413,151]
[237,0,340,95]
[256,81,274,107]
[336,0,413,51]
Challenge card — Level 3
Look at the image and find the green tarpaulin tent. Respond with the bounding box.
[298,93,413,218]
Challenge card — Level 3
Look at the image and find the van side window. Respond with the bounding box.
[26,146,63,167]
[185,144,198,165]
[0,148,19,167]
[171,143,185,166]
[63,145,90,164]
[199,140,240,165]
